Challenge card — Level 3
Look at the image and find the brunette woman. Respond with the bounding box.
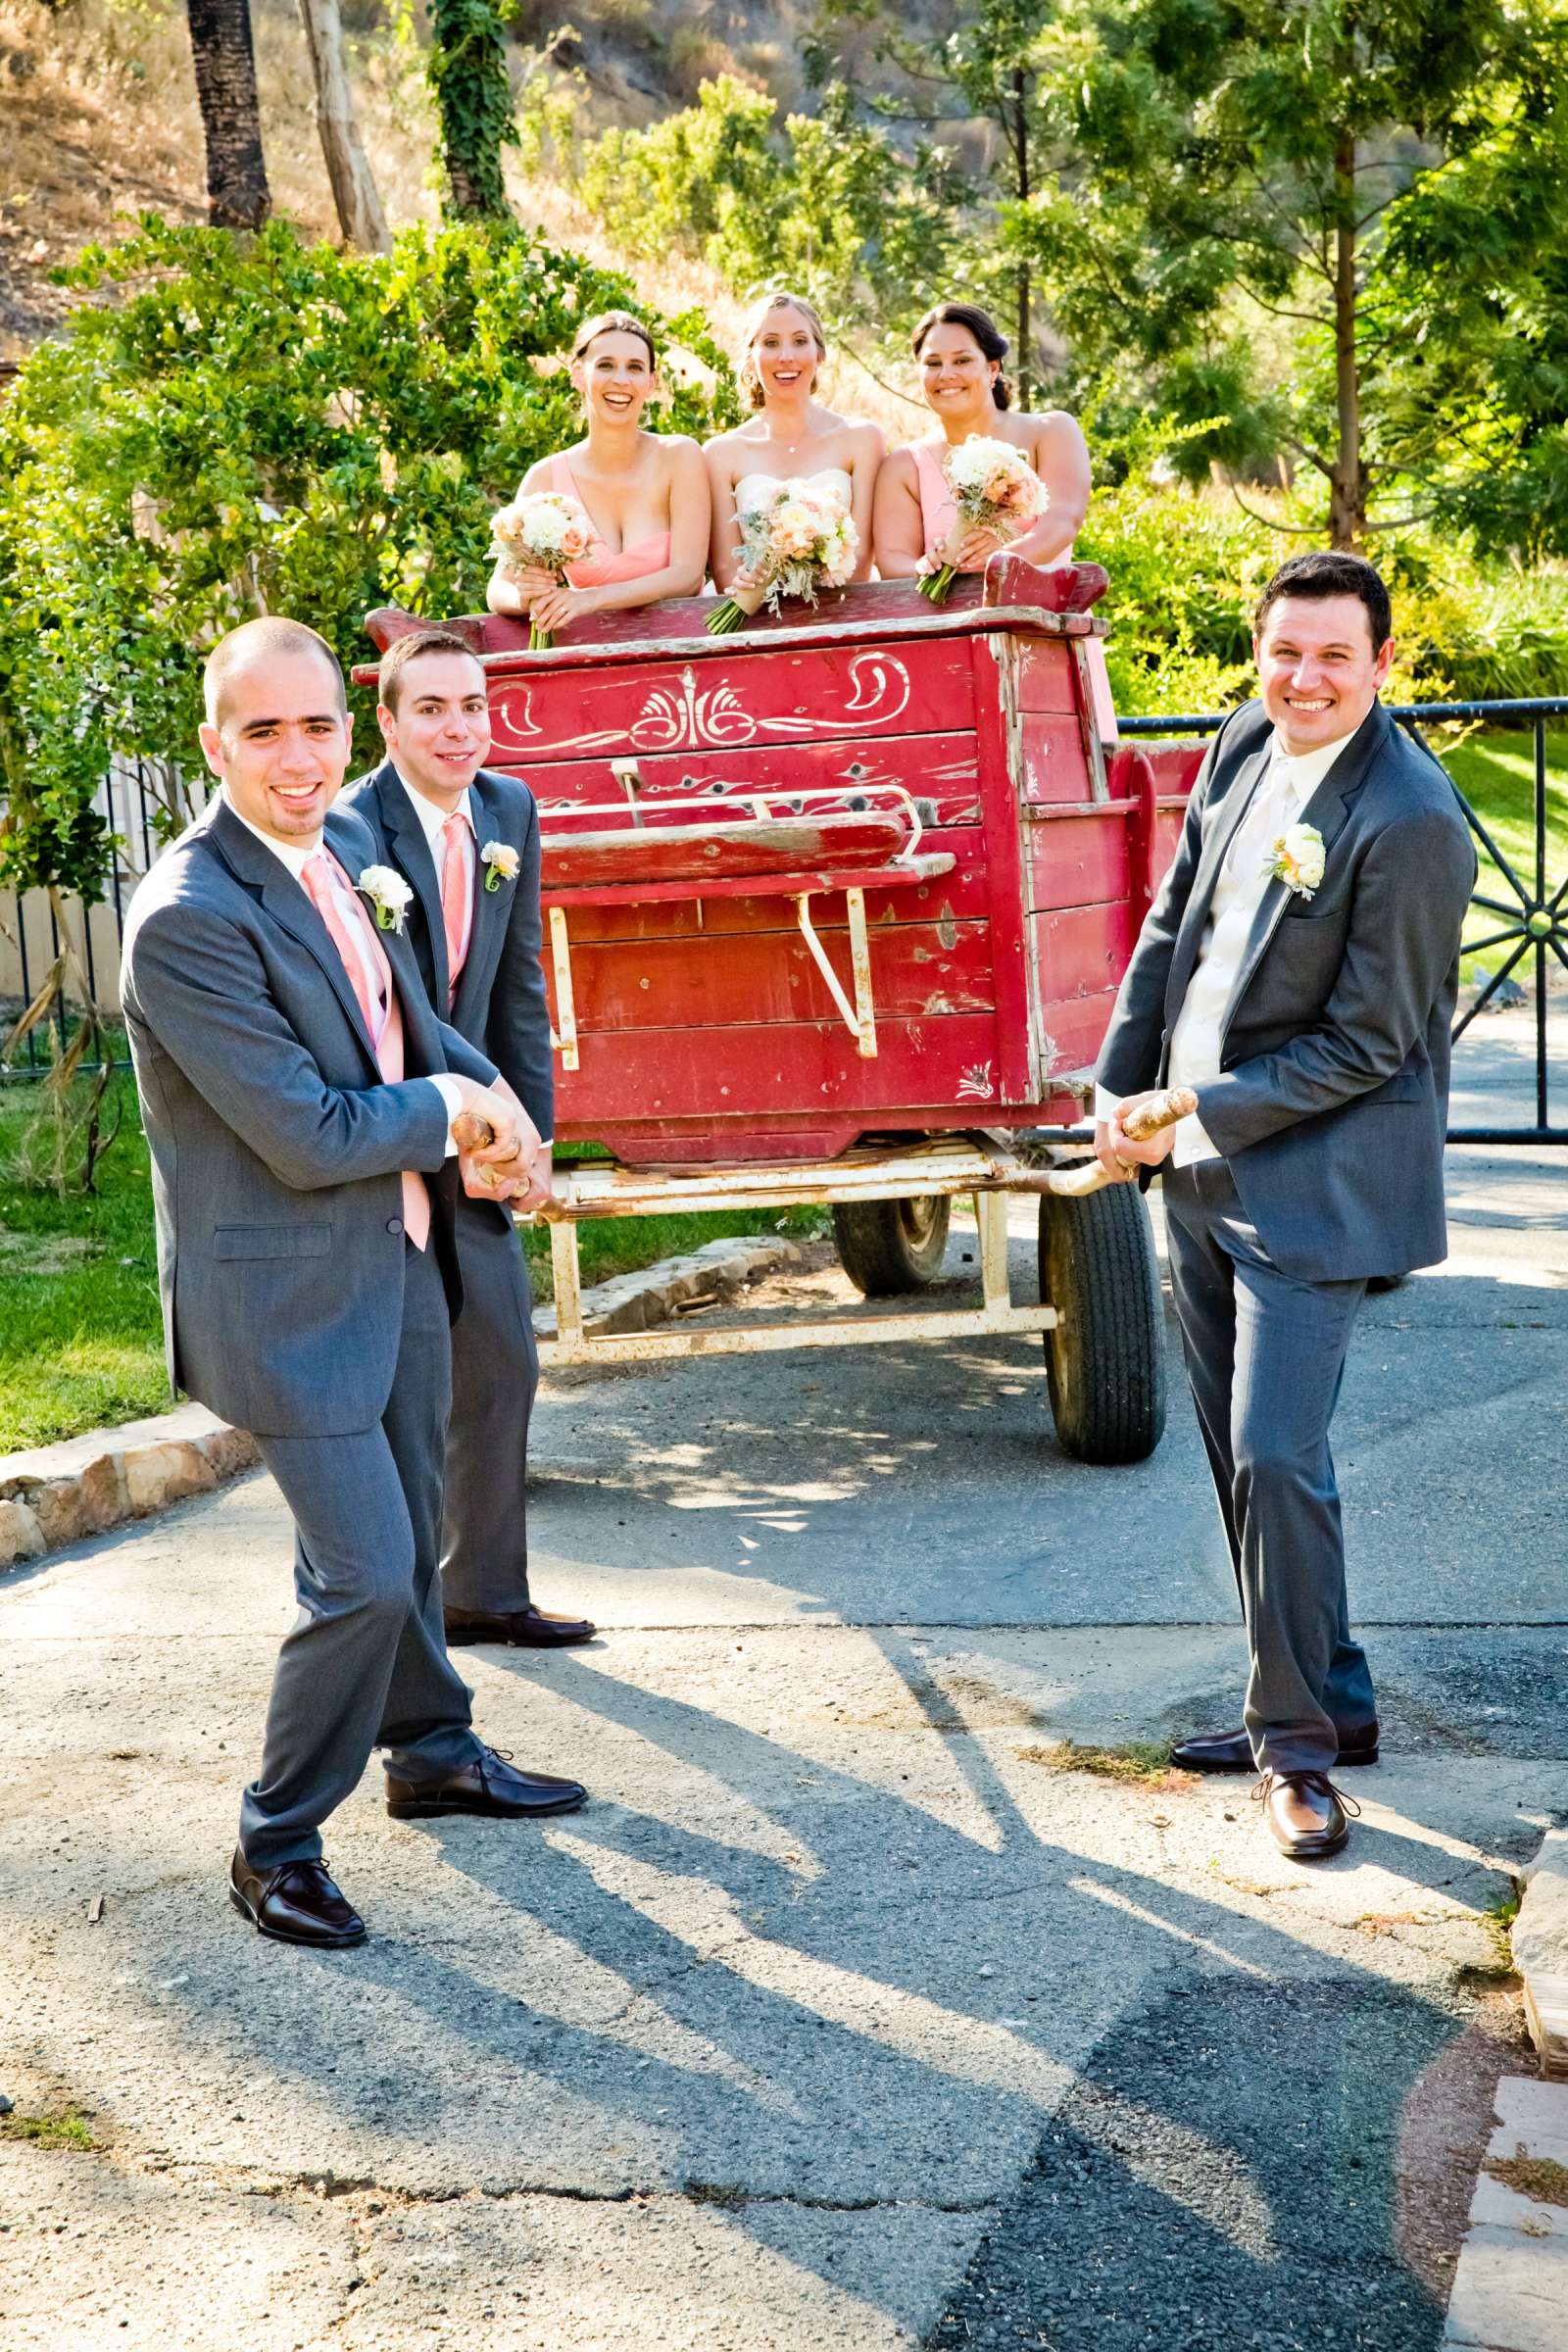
[873,302,1091,579]
[703,292,883,591]
[488,312,710,633]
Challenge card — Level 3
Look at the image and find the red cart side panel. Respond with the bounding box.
[491,642,976,767]
[519,735,983,830]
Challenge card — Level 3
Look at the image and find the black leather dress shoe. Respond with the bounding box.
[385,1745,587,1821]
[1171,1721,1380,1774]
[1254,1770,1358,1860]
[445,1605,597,1648]
[229,1849,367,1948]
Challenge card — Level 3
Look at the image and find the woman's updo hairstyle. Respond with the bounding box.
[737,290,828,411]
[571,310,658,368]
[911,301,1013,411]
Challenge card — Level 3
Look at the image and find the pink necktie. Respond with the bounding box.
[301,852,430,1250]
[440,809,473,1000]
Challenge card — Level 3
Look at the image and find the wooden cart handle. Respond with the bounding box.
[1028,1086,1198,1199]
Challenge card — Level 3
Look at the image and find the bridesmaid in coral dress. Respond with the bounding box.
[487,311,710,636]
[874,299,1112,731]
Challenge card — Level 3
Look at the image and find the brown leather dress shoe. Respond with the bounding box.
[229,1849,367,1948]
[1171,1722,1380,1774]
[444,1605,597,1647]
[1254,1771,1359,1861]
[385,1744,587,1822]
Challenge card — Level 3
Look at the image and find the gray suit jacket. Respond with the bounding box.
[1097,699,1476,1281]
[121,795,499,1439]
[342,761,555,1144]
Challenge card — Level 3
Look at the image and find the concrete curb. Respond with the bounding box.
[0,1402,261,1570]
[1513,1828,1568,2080]
[0,1233,800,1571]
[1443,2075,1568,2351]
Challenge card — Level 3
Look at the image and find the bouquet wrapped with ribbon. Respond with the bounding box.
[708,478,858,636]
[916,437,1047,607]
[490,491,598,651]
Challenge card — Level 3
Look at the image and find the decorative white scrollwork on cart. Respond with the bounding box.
[956,1061,997,1101]
[489,655,913,760]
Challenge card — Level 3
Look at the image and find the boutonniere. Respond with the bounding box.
[479,839,520,894]
[358,864,414,932]
[1264,822,1326,900]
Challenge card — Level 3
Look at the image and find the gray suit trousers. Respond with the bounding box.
[240,1238,483,1867]
[440,1196,539,1616]
[1162,1158,1379,1775]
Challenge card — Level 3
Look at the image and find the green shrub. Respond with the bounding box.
[0,217,738,902]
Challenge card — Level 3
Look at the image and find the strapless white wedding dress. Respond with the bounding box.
[735,466,855,514]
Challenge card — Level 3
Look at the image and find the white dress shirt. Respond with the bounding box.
[1098,728,1349,1165]
[226,801,463,1137]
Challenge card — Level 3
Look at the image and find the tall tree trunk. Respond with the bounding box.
[297,0,390,251]
[185,0,270,231]
[1012,66,1032,410]
[1328,130,1365,548]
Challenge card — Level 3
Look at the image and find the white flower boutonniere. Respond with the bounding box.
[1265,822,1326,900]
[480,839,520,894]
[358,864,414,932]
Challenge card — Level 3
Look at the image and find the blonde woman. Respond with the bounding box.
[703,292,882,592]
[873,301,1091,579]
[488,312,710,634]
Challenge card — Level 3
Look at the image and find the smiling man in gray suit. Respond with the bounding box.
[121,617,587,1950]
[345,628,595,1651]
[1096,552,1475,1863]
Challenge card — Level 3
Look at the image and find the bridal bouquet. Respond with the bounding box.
[708,479,858,636]
[490,491,597,650]
[916,437,1046,606]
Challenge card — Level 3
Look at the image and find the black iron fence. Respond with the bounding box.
[1120,697,1568,1147]
[4,701,1566,1144]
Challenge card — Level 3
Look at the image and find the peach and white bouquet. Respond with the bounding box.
[708,479,858,636]
[490,491,598,650]
[916,436,1047,606]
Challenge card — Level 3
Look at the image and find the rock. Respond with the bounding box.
[0,1497,46,1569]
[0,2092,13,2114]
[123,1440,219,1517]
[1471,965,1528,1011]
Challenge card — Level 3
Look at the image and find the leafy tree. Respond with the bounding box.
[183,0,271,230]
[1016,0,1568,546]
[0,217,735,913]
[428,0,521,220]
[540,73,963,344]
[808,0,1056,402]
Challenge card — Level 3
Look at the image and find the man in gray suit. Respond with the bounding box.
[1096,551,1475,1861]
[121,617,587,1950]
[345,628,594,1649]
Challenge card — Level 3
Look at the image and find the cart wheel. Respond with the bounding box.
[832,1195,952,1295]
[1037,1184,1166,1464]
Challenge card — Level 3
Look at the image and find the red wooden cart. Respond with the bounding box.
[362,559,1199,1463]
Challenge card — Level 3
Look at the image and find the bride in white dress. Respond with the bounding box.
[703,292,883,593]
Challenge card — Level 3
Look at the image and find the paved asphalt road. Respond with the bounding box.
[2,1019,1564,2348]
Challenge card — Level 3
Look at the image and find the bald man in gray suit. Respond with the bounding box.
[121,618,586,1950]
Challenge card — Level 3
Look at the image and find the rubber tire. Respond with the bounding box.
[831,1195,952,1296]
[1037,1181,1166,1464]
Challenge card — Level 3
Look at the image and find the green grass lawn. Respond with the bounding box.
[0,1074,822,1455]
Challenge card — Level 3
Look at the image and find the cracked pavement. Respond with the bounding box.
[2,1122,1565,2349]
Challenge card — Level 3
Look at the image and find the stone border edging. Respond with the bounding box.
[1513,1827,1568,2080]
[0,1234,801,1571]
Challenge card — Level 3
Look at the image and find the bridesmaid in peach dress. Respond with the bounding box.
[488,311,710,635]
[874,300,1112,730]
